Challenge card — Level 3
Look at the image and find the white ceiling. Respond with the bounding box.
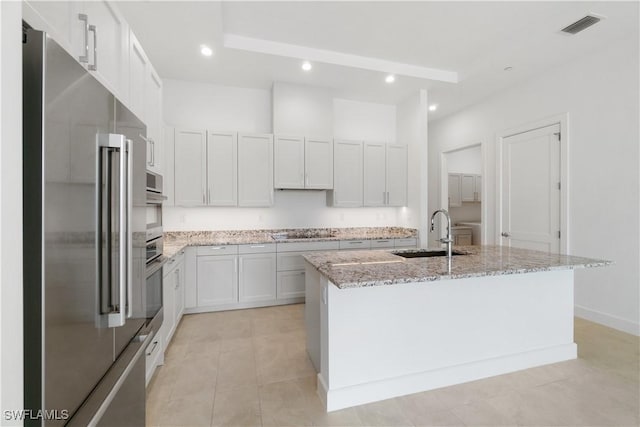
[116,1,639,120]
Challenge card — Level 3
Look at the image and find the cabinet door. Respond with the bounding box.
[128,32,148,122]
[81,1,128,101]
[238,133,274,207]
[363,142,386,206]
[274,135,304,189]
[146,68,163,173]
[162,267,176,345]
[23,1,83,60]
[174,129,207,206]
[332,140,363,207]
[386,144,408,206]
[239,253,276,302]
[207,131,237,206]
[174,263,185,321]
[461,174,476,202]
[448,174,462,207]
[197,255,238,307]
[475,175,482,202]
[277,270,306,299]
[163,126,175,206]
[305,137,333,189]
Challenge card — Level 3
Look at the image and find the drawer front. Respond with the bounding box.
[163,251,185,276]
[277,270,306,299]
[394,238,417,248]
[196,245,239,256]
[277,252,310,271]
[145,334,163,386]
[238,243,277,254]
[276,240,340,253]
[339,240,371,250]
[370,239,394,249]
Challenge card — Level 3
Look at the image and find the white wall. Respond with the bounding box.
[429,36,640,335]
[163,79,272,132]
[447,146,481,174]
[0,1,24,423]
[163,80,401,231]
[334,98,396,142]
[272,82,333,136]
[396,90,429,242]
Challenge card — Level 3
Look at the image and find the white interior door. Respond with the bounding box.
[501,123,561,253]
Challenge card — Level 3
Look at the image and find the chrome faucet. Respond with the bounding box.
[430,209,453,273]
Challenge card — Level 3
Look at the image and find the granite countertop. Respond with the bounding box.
[303,246,611,289]
[163,227,418,259]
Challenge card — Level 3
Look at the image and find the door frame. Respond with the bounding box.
[439,142,487,245]
[496,113,569,253]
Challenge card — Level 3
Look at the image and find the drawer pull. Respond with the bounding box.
[349,241,363,244]
[250,245,266,248]
[377,240,390,243]
[146,340,158,356]
[209,246,225,250]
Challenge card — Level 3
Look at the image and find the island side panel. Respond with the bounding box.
[323,269,576,411]
[305,263,322,372]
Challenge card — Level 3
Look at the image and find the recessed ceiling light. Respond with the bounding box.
[429,104,438,112]
[504,66,513,71]
[302,61,312,71]
[385,74,395,83]
[200,45,213,57]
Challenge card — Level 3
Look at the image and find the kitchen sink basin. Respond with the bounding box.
[392,250,466,259]
[271,231,337,240]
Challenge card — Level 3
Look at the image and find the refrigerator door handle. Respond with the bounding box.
[126,139,133,319]
[98,134,128,328]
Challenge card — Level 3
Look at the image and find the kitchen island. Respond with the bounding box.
[303,246,609,411]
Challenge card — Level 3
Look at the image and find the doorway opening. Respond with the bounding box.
[439,143,485,246]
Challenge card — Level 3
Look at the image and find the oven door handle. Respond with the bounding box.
[146,192,167,203]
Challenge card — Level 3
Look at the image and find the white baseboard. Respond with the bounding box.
[321,343,577,412]
[575,305,640,336]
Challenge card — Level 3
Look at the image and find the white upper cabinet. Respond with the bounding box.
[24,1,129,103]
[386,144,408,206]
[331,140,363,207]
[363,143,407,207]
[145,68,163,173]
[305,137,333,189]
[238,133,274,207]
[128,32,148,123]
[448,174,462,207]
[80,1,128,101]
[274,136,333,190]
[460,174,482,202]
[174,128,207,206]
[363,142,386,206]
[274,136,305,189]
[207,131,238,206]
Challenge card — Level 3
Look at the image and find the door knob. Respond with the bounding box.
[501,232,511,238]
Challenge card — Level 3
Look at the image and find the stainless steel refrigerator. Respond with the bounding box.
[23,28,158,426]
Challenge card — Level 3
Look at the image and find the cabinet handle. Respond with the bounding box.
[175,270,179,289]
[78,14,89,63]
[300,271,305,275]
[150,140,155,166]
[168,258,176,264]
[377,240,390,243]
[349,241,362,244]
[179,250,185,255]
[88,24,97,71]
[209,246,225,250]
[146,340,159,356]
[250,245,265,248]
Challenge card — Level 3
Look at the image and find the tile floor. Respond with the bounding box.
[146,304,639,426]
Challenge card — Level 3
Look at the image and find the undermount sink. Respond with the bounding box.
[271,231,337,240]
[392,250,466,259]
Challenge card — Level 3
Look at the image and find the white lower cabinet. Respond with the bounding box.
[239,252,277,302]
[144,333,163,386]
[277,270,307,299]
[196,251,238,307]
[161,250,185,347]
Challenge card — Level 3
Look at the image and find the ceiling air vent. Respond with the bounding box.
[561,15,602,34]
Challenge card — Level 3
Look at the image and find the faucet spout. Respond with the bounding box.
[430,209,453,273]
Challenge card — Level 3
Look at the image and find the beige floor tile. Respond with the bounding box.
[355,398,413,427]
[216,348,258,391]
[396,392,465,425]
[450,399,517,426]
[155,395,215,427]
[211,384,262,427]
[149,307,640,427]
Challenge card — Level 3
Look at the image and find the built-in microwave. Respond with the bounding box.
[145,170,165,243]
